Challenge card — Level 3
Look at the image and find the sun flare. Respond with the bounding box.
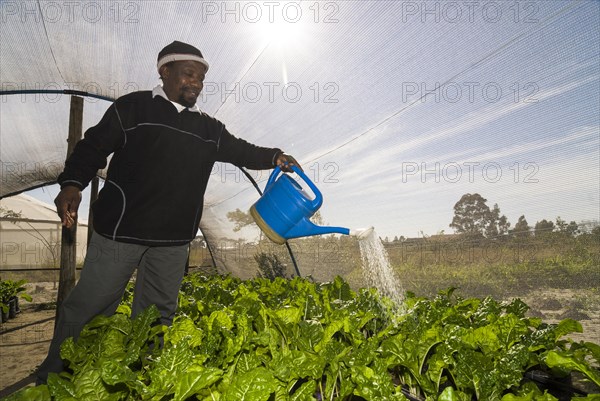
[257,7,308,84]
[259,18,305,47]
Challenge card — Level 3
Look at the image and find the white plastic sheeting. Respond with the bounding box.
[1,1,599,277]
[0,194,89,271]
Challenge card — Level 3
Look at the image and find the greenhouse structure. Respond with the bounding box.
[0,1,598,400]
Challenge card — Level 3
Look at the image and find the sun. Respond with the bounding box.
[258,17,307,84]
[258,15,305,47]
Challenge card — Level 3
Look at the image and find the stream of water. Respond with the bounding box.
[357,229,404,307]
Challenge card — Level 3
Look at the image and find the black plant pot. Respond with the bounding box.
[14,296,20,314]
[8,297,18,319]
[1,306,8,322]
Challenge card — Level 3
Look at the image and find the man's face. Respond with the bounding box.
[160,60,206,108]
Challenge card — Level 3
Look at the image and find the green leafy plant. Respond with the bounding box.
[0,279,32,314]
[6,275,599,400]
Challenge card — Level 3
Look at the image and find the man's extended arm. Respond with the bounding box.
[216,126,300,171]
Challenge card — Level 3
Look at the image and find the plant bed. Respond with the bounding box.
[5,274,600,401]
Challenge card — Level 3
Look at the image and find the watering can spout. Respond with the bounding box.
[286,218,350,240]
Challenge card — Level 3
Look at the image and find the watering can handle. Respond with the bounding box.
[291,165,323,210]
[266,165,324,209]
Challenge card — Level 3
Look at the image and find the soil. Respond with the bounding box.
[521,287,600,344]
[0,283,57,398]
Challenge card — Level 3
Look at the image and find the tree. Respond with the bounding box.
[555,217,568,233]
[226,208,254,232]
[565,221,579,237]
[513,215,531,238]
[486,204,510,238]
[555,216,579,237]
[450,193,509,239]
[450,193,490,238]
[534,219,554,237]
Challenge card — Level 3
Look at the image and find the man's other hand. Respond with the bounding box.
[54,186,82,228]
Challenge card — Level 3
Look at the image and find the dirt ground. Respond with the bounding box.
[0,283,57,398]
[521,287,600,343]
[0,283,598,398]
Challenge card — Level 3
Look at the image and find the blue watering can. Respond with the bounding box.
[250,165,373,244]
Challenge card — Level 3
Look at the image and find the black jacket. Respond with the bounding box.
[57,90,281,245]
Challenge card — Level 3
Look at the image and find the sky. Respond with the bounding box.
[5,0,599,240]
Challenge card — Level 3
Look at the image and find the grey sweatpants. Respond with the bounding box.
[36,232,189,383]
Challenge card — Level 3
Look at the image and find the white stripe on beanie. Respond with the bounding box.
[157,54,209,72]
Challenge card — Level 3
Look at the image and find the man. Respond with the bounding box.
[36,41,300,383]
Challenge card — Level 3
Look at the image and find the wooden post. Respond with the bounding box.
[56,96,84,310]
[87,176,99,245]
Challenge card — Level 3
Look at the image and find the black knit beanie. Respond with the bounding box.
[157,41,209,72]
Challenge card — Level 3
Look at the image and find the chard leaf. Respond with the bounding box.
[583,342,600,365]
[60,337,85,366]
[544,350,600,386]
[270,350,325,382]
[74,367,121,401]
[290,380,317,401]
[78,314,112,336]
[98,327,127,361]
[166,316,203,347]
[380,328,441,394]
[123,305,160,365]
[451,347,491,399]
[236,352,263,374]
[275,306,302,324]
[326,276,354,301]
[266,309,295,347]
[1,385,51,401]
[147,342,195,398]
[503,298,530,318]
[208,310,234,331]
[173,367,223,401]
[47,373,77,399]
[500,380,559,401]
[438,386,472,401]
[115,303,131,316]
[554,318,583,340]
[351,364,394,400]
[423,347,448,393]
[223,367,278,401]
[233,313,252,351]
[313,317,349,353]
[296,320,324,352]
[100,359,137,386]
